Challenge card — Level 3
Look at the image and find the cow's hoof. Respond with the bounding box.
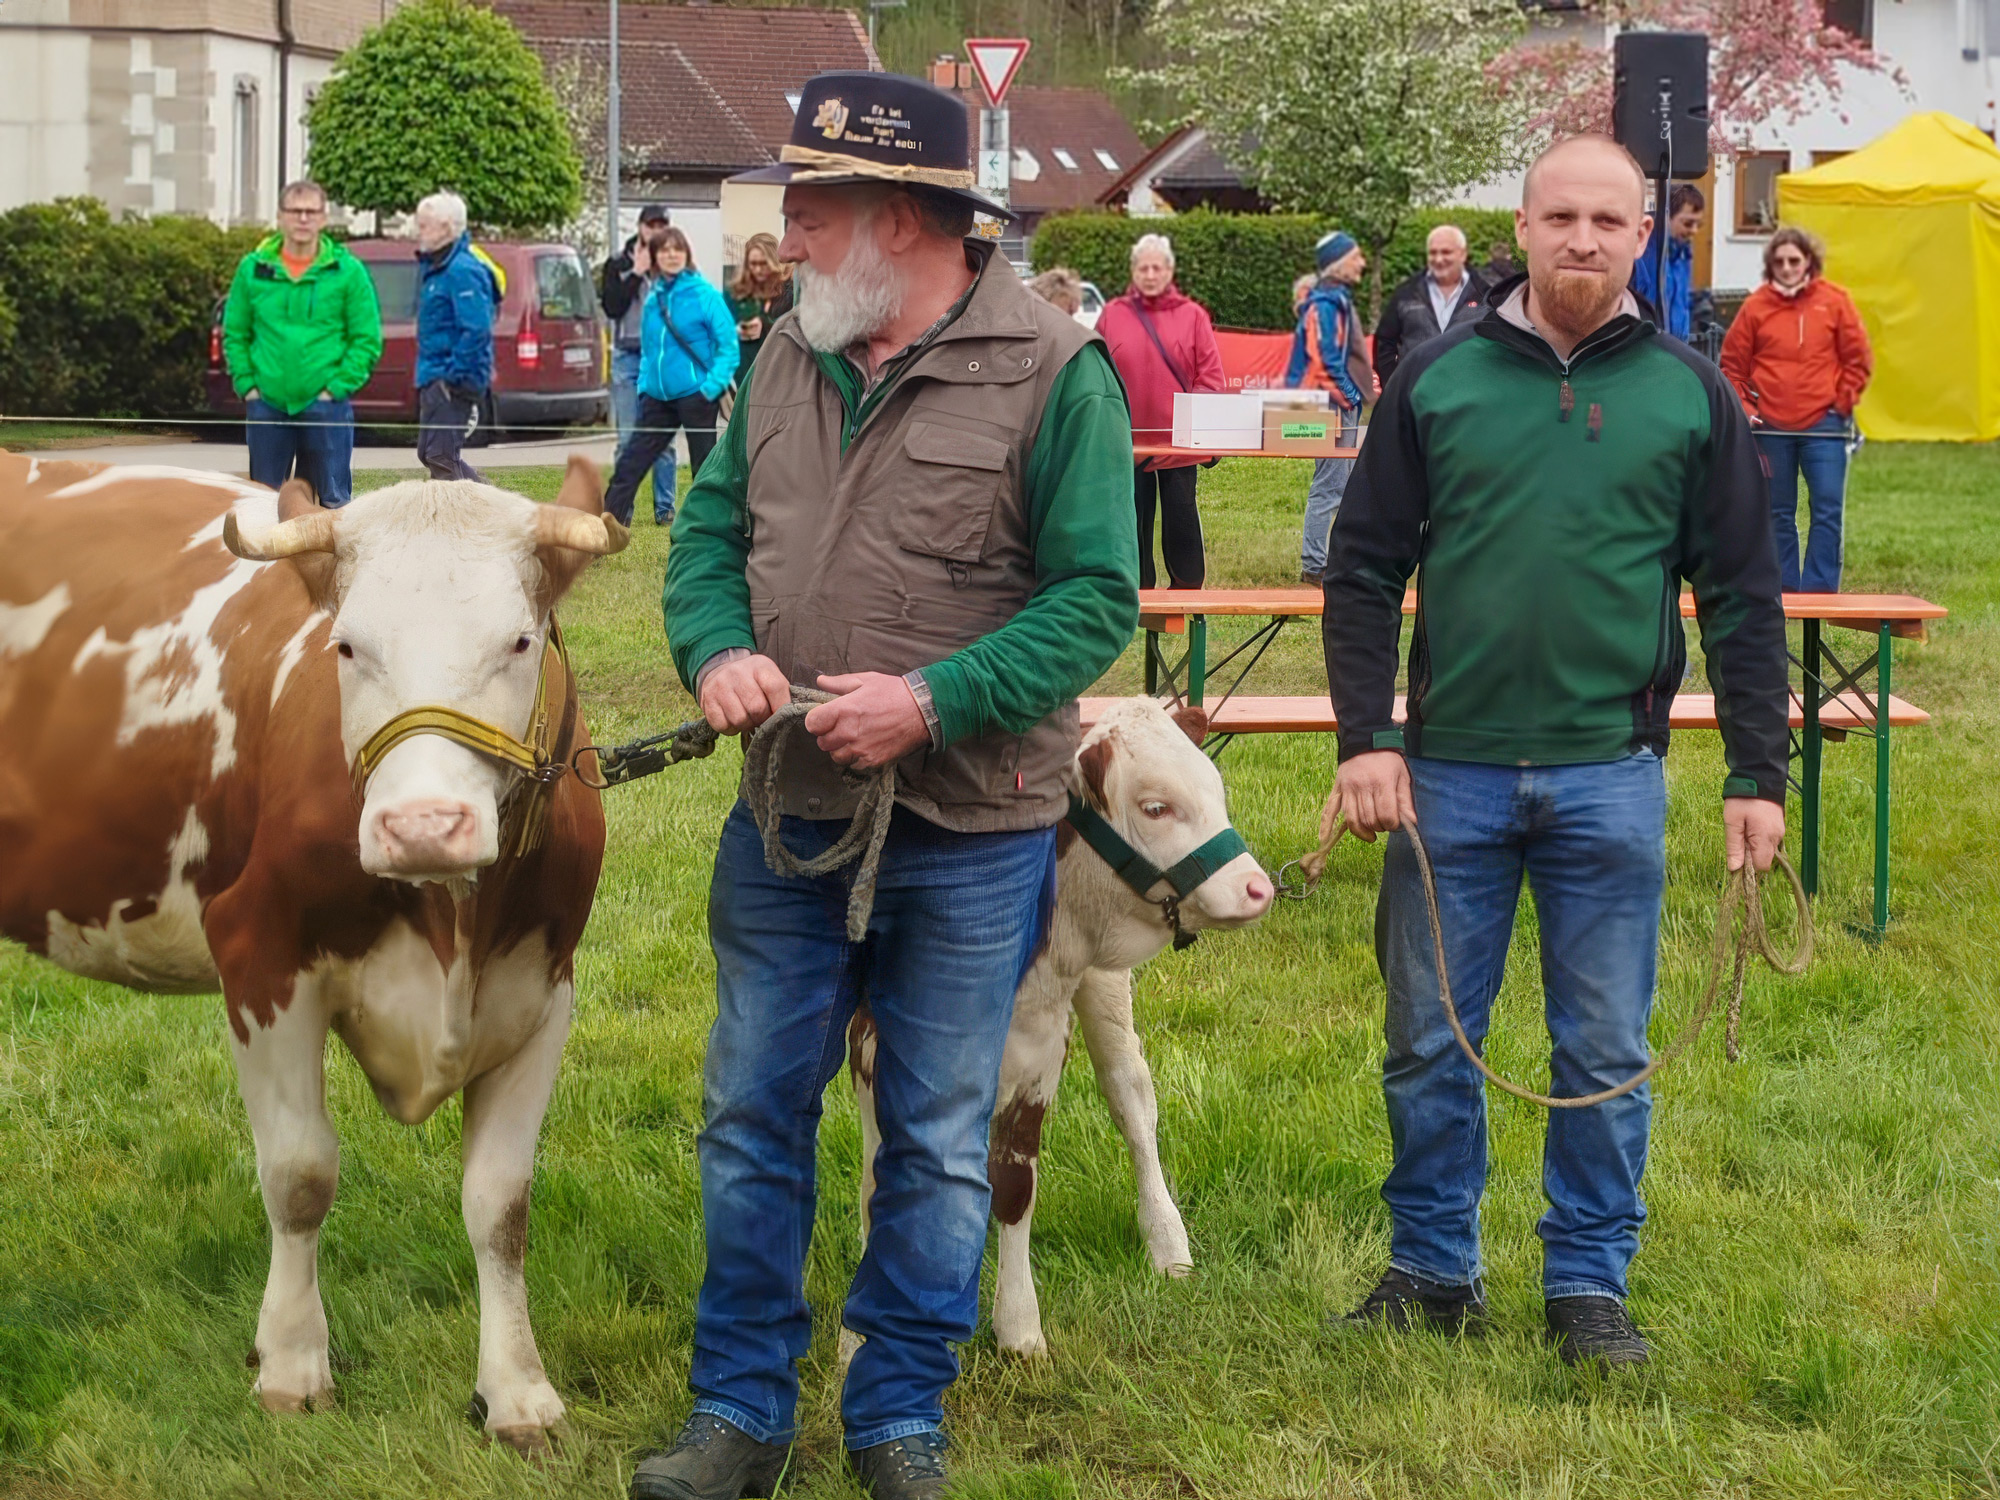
[1157,1259,1194,1279]
[256,1380,336,1414]
[469,1384,566,1457]
[997,1330,1050,1359]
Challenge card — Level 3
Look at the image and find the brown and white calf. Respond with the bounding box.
[0,452,622,1449]
[847,697,1274,1357]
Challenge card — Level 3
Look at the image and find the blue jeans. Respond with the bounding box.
[693,801,1056,1449]
[245,396,355,507]
[1376,753,1666,1301]
[1759,410,1849,592]
[610,347,676,523]
[1301,412,1359,577]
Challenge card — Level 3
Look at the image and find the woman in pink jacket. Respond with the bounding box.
[1099,234,1227,588]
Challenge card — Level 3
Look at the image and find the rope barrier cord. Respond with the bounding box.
[1290,794,1813,1108]
[671,686,897,944]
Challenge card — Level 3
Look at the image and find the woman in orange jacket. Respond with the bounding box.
[1720,227,1873,592]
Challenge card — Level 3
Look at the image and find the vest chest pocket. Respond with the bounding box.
[892,422,1011,564]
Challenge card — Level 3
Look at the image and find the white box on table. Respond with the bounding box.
[1171,391,1265,449]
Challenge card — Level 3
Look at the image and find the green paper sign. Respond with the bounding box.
[1281,422,1329,439]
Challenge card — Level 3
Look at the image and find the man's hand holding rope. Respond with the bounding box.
[699,656,928,770]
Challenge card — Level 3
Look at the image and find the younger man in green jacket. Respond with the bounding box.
[223,179,382,507]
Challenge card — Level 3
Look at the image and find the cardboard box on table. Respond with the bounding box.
[1260,398,1356,457]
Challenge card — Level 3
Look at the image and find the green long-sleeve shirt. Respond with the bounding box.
[663,342,1139,746]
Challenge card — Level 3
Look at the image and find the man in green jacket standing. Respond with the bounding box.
[638,72,1137,1500]
[223,179,382,507]
[1323,135,1788,1369]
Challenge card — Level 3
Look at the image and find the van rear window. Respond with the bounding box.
[536,253,594,319]
[365,261,421,321]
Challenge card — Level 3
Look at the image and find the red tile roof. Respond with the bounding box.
[489,1,878,173]
[944,83,1147,217]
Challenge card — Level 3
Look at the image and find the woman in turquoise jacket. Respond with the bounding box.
[605,228,740,526]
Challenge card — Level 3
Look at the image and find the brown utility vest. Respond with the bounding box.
[740,253,1101,833]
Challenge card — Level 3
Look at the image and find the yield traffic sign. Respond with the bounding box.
[965,38,1031,107]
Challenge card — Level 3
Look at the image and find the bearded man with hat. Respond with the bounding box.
[635,71,1139,1500]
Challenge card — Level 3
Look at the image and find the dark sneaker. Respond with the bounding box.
[630,1413,790,1500]
[1545,1295,1650,1369]
[1301,569,1323,586]
[1340,1266,1490,1335]
[847,1431,949,1500]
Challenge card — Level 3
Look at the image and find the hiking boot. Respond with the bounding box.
[1545,1295,1650,1369]
[630,1413,790,1500]
[1301,569,1323,586]
[847,1431,949,1500]
[1339,1266,1490,1335]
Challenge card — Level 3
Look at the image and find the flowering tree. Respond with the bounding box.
[1135,0,1533,320]
[1487,0,1903,147]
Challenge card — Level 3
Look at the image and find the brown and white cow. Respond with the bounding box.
[0,452,622,1450]
[846,697,1274,1358]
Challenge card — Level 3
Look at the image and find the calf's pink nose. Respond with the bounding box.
[374,799,482,872]
[1245,875,1274,912]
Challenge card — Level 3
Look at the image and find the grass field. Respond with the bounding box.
[3,445,1998,1498]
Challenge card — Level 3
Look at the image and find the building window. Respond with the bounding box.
[1050,147,1078,171]
[1734,151,1788,234]
[1093,148,1120,171]
[233,77,260,222]
[1012,147,1041,181]
[1822,0,1870,41]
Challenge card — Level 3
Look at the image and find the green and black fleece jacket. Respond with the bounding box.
[1323,279,1789,802]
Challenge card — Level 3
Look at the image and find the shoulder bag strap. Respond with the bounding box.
[1132,302,1194,392]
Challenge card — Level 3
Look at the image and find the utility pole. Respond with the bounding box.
[607,0,622,256]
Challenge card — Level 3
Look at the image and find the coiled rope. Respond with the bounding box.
[1289,796,1813,1108]
[665,686,897,943]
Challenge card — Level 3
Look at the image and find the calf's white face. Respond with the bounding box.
[1069,699,1274,931]
[224,460,625,883]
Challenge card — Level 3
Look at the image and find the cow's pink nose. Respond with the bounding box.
[373,800,483,874]
[1244,875,1274,912]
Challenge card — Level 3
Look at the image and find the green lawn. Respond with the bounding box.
[3,446,1998,1498]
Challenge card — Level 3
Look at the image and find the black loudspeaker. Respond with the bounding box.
[1612,31,1710,180]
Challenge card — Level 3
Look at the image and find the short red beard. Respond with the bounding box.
[1531,265,1623,343]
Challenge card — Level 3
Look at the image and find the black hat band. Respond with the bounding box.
[777,143,975,190]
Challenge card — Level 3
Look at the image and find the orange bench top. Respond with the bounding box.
[1079,692,1930,736]
[1136,588,1947,641]
[1133,444,1361,461]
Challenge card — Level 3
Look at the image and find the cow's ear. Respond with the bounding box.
[276,477,319,521]
[272,480,338,607]
[537,455,614,608]
[1170,704,1209,745]
[1076,734,1115,810]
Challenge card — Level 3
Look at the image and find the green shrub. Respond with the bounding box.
[1033,206,1520,329]
[0,199,264,419]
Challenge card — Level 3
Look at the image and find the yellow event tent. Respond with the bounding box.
[1778,111,2000,442]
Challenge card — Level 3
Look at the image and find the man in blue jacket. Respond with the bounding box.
[1631,183,1702,342]
[413,191,502,481]
[602,226,739,527]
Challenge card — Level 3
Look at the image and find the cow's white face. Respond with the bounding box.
[1069,699,1274,932]
[224,459,625,884]
[334,500,546,879]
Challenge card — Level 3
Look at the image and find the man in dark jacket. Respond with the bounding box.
[1322,135,1787,1370]
[1371,224,1491,387]
[600,204,677,511]
[412,190,500,482]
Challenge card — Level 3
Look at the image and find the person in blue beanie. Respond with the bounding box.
[1631,184,1703,342]
[1289,229,1373,583]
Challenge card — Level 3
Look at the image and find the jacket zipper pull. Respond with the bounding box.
[1558,378,1574,422]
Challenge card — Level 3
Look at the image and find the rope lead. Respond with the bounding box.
[1287,797,1813,1108]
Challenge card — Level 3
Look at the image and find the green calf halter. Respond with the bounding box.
[1063,792,1251,949]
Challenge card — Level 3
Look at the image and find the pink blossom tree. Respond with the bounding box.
[1487,0,1904,147]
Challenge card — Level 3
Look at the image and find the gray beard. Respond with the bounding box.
[795,224,905,353]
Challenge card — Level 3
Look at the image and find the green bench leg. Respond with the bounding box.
[1873,621,1892,938]
[1801,617,1822,899]
[1144,628,1158,695]
[1188,615,1207,708]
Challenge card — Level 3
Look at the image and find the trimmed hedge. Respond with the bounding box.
[0,199,264,419]
[1033,207,1520,330]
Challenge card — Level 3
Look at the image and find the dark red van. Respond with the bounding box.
[207,238,608,441]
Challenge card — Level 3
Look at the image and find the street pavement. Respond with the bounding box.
[25,432,635,473]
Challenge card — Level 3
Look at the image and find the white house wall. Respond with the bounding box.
[0,31,91,210]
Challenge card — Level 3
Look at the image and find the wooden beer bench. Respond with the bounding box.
[1098,586,1946,937]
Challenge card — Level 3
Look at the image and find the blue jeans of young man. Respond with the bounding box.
[245,396,356,507]
[1376,753,1667,1301]
[1759,410,1849,592]
[693,800,1056,1450]
[610,346,676,523]
[1300,412,1360,579]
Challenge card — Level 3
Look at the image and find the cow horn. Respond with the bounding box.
[223,508,339,561]
[534,504,629,555]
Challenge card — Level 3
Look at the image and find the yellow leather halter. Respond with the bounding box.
[349,619,574,857]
